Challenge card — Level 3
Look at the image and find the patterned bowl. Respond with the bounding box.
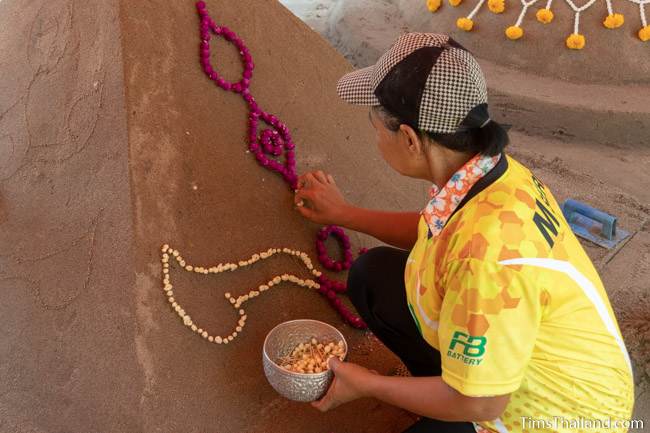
[262,319,348,402]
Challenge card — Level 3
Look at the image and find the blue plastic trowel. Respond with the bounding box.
[560,199,630,249]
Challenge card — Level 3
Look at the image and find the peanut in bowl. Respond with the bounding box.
[262,319,348,402]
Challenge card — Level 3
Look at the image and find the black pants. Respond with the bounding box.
[347,247,475,433]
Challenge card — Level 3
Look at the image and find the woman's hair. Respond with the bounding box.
[373,105,509,157]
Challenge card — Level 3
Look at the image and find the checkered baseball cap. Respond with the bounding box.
[337,33,489,134]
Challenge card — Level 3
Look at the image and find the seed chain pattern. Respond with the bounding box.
[158,2,368,345]
[160,241,366,345]
[427,0,650,48]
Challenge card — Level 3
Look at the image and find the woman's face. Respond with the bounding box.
[369,109,429,179]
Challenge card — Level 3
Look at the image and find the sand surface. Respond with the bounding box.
[0,0,648,431]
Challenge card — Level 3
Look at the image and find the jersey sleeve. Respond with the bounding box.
[438,258,542,397]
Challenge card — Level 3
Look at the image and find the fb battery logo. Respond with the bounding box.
[447,331,486,366]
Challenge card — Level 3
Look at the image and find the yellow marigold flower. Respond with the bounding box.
[566,33,586,49]
[488,0,505,13]
[536,8,554,24]
[603,13,624,29]
[456,17,474,31]
[639,25,650,41]
[427,0,442,12]
[505,25,524,40]
[449,0,463,7]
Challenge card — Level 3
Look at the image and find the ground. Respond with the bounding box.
[0,0,647,431]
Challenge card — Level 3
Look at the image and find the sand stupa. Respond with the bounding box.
[0,0,425,431]
[1,0,649,430]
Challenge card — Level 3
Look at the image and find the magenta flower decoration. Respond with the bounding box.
[196,1,366,329]
[316,225,354,271]
[196,1,298,189]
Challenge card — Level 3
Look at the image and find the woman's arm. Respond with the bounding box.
[364,372,509,422]
[294,171,420,249]
[313,358,509,422]
[337,206,420,250]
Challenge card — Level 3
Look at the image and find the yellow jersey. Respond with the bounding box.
[404,155,634,433]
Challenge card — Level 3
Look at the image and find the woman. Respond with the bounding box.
[293,33,634,433]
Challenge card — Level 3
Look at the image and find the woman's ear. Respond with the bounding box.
[399,123,425,156]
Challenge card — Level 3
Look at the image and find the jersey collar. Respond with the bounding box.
[422,153,502,239]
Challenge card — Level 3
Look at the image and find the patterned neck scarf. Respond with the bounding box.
[422,153,502,238]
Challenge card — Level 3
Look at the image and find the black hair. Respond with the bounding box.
[373,105,509,157]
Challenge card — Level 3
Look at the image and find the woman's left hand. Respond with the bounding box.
[311,358,378,412]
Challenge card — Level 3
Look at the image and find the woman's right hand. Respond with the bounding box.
[293,171,351,226]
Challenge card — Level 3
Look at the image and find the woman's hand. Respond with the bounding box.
[311,358,377,412]
[294,171,351,225]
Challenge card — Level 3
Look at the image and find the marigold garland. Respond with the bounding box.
[566,32,586,48]
[603,12,625,27]
[506,25,525,38]
[536,8,555,22]
[457,0,487,31]
[428,0,443,12]
[428,0,650,46]
[489,0,507,13]
[506,0,540,40]
[639,24,650,40]
[457,17,475,30]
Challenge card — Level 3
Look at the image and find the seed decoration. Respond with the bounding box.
[160,243,365,345]
[278,339,346,374]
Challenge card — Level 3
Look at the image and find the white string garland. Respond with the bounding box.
[631,0,649,27]
[565,0,600,34]
[468,0,487,19]
[516,0,542,26]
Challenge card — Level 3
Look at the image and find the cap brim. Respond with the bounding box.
[336,66,380,106]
